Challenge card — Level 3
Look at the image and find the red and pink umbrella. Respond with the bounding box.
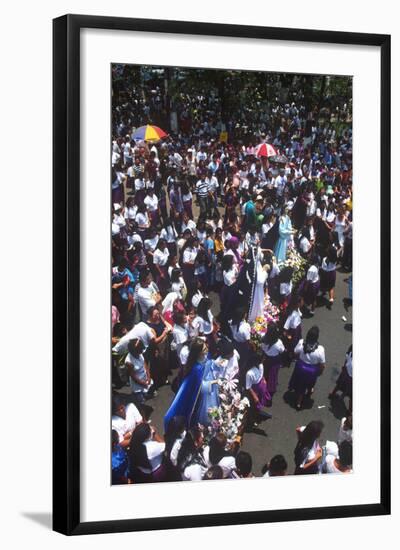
[255,142,278,158]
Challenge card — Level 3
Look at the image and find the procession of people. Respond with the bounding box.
[111,65,353,483]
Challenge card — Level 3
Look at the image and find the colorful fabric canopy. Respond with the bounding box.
[255,142,278,158]
[132,125,168,141]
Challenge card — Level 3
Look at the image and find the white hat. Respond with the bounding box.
[113,203,122,211]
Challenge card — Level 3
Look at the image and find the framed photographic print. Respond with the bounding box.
[53,14,391,535]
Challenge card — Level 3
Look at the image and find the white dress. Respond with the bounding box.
[248,260,269,322]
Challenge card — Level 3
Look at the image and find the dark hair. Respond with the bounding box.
[218,339,234,359]
[176,426,203,471]
[279,265,294,284]
[170,267,182,284]
[265,454,288,476]
[112,394,125,416]
[235,451,253,477]
[300,226,311,241]
[184,337,207,377]
[326,245,338,264]
[112,322,126,338]
[222,254,234,272]
[231,306,247,326]
[112,429,120,448]
[338,440,353,468]
[127,338,144,356]
[303,325,320,354]
[156,238,167,250]
[128,423,152,471]
[286,293,303,314]
[196,297,212,322]
[139,269,151,284]
[262,323,279,347]
[294,420,324,467]
[203,465,223,480]
[164,416,186,458]
[209,433,229,465]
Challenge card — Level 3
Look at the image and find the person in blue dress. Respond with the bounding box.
[274,207,294,263]
[164,337,220,430]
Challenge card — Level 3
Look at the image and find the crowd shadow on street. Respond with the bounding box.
[282,390,314,411]
[328,394,349,420]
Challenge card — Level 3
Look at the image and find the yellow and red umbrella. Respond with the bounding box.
[132,125,168,142]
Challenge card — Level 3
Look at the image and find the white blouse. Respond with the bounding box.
[153,248,169,266]
[294,340,326,364]
[261,339,285,357]
[284,309,302,330]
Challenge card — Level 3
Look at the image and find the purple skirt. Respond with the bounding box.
[112,185,124,206]
[319,268,336,292]
[132,463,168,484]
[252,377,272,410]
[289,359,321,394]
[300,279,320,305]
[264,355,282,395]
[183,200,193,219]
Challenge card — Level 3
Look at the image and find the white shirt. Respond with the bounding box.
[230,321,251,342]
[338,417,353,444]
[194,311,214,335]
[172,324,189,351]
[299,236,311,254]
[280,281,293,297]
[246,363,264,390]
[138,440,166,474]
[144,194,158,212]
[170,434,185,467]
[214,350,240,380]
[223,267,237,286]
[160,226,177,243]
[284,309,302,330]
[137,283,159,316]
[153,248,169,266]
[144,235,159,252]
[112,403,142,443]
[125,353,148,393]
[182,463,207,481]
[171,279,186,299]
[203,447,236,478]
[124,206,138,220]
[181,219,197,235]
[294,339,326,364]
[321,258,336,272]
[261,339,285,357]
[306,265,320,284]
[135,212,149,228]
[183,247,198,264]
[112,322,155,354]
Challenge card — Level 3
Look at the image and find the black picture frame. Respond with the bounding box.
[53,14,391,536]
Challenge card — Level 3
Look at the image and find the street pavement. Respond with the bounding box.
[115,197,352,476]
[142,269,352,476]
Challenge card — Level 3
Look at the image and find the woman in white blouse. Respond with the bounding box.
[289,325,326,410]
[294,420,324,475]
[261,323,286,399]
[152,238,170,295]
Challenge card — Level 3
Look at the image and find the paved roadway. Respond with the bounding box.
[143,270,352,476]
[116,196,352,476]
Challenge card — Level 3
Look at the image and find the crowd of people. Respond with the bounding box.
[111,66,353,484]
